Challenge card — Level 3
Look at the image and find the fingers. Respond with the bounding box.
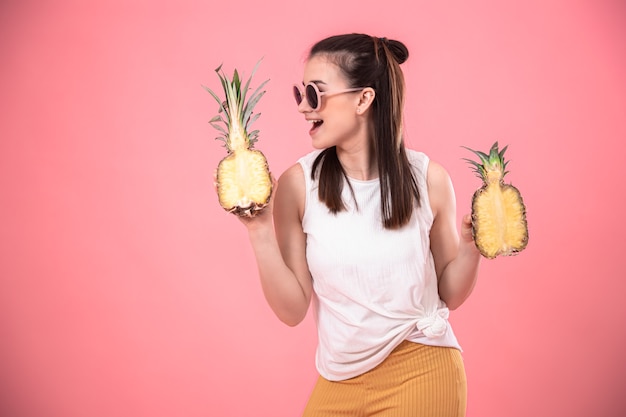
[460,214,474,242]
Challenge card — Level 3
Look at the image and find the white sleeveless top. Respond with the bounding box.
[298,149,461,381]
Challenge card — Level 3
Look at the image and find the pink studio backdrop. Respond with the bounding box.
[1,0,625,416]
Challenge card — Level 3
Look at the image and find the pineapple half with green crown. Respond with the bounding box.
[203,60,272,217]
[463,142,528,259]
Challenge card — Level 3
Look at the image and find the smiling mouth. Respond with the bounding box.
[309,119,323,133]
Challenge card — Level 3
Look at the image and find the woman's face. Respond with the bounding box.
[298,55,364,150]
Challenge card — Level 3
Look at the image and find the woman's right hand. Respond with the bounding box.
[216,163,312,327]
[235,174,278,232]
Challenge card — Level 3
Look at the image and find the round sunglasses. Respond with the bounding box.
[293,83,366,111]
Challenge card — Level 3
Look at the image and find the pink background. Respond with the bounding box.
[1,0,625,416]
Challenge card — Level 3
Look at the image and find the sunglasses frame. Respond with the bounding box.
[293,82,366,111]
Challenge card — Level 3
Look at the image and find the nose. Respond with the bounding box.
[294,85,312,113]
[297,96,311,113]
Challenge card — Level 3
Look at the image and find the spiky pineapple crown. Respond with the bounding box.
[463,142,510,184]
[202,59,269,153]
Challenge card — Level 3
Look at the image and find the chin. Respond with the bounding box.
[310,135,331,150]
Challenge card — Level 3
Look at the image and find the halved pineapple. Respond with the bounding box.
[464,142,528,259]
[203,61,272,217]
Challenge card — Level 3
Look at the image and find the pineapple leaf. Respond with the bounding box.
[243,89,267,128]
[233,69,240,89]
[205,59,269,149]
[210,122,229,137]
[201,84,221,104]
[247,78,270,105]
[210,114,225,124]
[463,142,514,184]
[498,144,508,158]
[462,157,483,171]
[462,158,486,180]
[242,58,264,103]
[231,70,242,113]
[461,146,489,162]
[477,151,489,162]
[247,112,262,128]
[244,79,269,115]
[241,59,269,127]
[216,71,232,109]
[202,85,229,115]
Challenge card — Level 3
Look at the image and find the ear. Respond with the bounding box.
[356,87,375,115]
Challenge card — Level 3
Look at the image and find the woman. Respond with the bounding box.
[239,33,481,416]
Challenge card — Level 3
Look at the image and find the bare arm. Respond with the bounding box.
[427,161,481,310]
[240,163,313,326]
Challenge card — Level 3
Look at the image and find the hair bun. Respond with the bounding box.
[386,39,409,64]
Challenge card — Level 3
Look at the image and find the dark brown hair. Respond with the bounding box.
[309,33,420,229]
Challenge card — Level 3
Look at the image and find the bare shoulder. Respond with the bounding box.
[277,163,306,197]
[275,162,306,220]
[279,162,305,184]
[426,160,455,217]
[427,160,453,189]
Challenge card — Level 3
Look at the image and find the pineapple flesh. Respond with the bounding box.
[464,142,528,259]
[203,61,272,217]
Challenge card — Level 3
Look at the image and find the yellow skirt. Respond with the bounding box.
[302,341,466,417]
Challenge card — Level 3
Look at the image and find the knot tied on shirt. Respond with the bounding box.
[416,307,450,338]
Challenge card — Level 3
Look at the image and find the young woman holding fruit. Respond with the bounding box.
[237,33,481,416]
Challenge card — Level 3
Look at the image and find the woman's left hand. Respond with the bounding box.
[460,214,474,243]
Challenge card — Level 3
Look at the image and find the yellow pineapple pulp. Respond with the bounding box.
[203,61,272,217]
[464,142,528,259]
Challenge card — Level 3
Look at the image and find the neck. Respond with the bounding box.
[336,145,378,181]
